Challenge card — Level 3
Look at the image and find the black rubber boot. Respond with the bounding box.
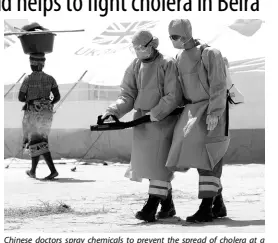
[186,198,214,223]
[157,189,176,219]
[212,193,227,218]
[42,152,59,180]
[135,195,161,222]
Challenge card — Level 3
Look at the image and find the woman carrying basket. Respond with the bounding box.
[18,53,60,180]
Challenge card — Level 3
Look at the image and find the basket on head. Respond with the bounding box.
[18,22,55,54]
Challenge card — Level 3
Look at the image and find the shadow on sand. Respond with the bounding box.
[122,216,265,227]
[35,178,96,183]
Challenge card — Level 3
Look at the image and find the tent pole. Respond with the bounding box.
[4,73,26,98]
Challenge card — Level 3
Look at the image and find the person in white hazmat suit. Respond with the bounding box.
[101,30,183,222]
[167,19,229,223]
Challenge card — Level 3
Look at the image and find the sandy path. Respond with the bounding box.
[4,160,264,233]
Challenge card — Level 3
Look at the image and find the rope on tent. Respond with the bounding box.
[4,73,26,98]
[5,147,25,169]
[5,72,26,167]
[54,70,87,112]
[71,131,104,171]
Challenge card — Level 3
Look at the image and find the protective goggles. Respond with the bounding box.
[169,35,182,41]
[130,37,153,52]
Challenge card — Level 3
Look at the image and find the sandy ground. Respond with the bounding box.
[4,159,265,233]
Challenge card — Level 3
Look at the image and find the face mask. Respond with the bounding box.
[134,46,152,59]
[171,37,193,49]
[183,37,193,45]
[172,40,184,49]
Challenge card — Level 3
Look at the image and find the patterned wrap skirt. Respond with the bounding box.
[22,99,54,157]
